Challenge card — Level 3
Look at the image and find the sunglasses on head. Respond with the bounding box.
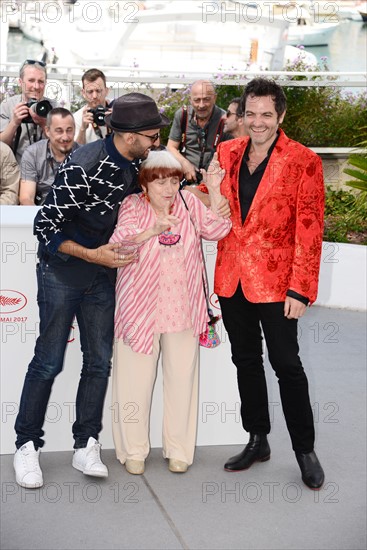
[22,59,46,69]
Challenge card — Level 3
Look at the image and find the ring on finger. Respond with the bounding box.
[119,254,125,260]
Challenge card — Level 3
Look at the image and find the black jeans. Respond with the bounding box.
[219,284,315,453]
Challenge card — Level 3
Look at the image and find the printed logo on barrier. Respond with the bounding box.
[0,290,28,314]
[209,292,221,311]
[68,325,75,344]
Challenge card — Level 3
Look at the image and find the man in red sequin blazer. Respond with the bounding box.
[213,78,325,490]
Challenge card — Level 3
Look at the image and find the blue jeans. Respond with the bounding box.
[15,259,115,449]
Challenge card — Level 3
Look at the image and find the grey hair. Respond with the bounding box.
[19,62,47,80]
[141,149,182,171]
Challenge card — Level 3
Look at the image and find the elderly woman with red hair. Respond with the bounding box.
[110,149,231,475]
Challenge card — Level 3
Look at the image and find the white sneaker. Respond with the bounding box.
[72,437,108,478]
[14,441,43,488]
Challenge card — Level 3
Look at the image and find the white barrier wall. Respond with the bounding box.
[0,206,244,454]
[316,242,367,310]
[0,206,366,454]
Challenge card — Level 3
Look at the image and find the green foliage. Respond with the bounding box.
[281,87,366,147]
[278,57,366,147]
[153,56,367,148]
[343,131,367,192]
[68,89,84,113]
[212,81,244,111]
[155,85,191,145]
[2,59,366,243]
[324,186,367,245]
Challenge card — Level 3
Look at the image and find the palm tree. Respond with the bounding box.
[343,131,367,192]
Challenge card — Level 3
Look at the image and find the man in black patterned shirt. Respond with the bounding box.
[13,93,169,488]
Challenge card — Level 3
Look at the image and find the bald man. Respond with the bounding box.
[167,80,226,183]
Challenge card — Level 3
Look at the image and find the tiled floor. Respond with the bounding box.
[1,306,366,550]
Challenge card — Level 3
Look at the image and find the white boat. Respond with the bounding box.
[232,1,340,46]
[357,1,367,21]
[286,20,340,46]
[17,0,73,43]
[3,1,21,29]
[39,0,317,73]
[277,3,340,46]
[240,0,364,22]
[299,0,365,22]
[10,0,317,74]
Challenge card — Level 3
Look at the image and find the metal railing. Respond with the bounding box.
[1,62,366,88]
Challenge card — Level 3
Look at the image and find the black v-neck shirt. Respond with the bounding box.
[239,134,279,224]
[238,133,308,305]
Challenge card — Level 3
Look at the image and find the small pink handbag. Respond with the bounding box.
[199,310,221,349]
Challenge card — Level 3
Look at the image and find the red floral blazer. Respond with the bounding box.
[214,129,325,304]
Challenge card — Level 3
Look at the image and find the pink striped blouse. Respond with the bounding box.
[110,190,231,355]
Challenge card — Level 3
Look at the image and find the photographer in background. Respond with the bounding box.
[74,68,112,145]
[167,80,226,185]
[222,97,247,140]
[0,60,57,163]
[19,108,78,205]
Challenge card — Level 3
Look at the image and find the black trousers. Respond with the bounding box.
[218,284,315,453]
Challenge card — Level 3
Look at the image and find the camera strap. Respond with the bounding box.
[13,126,22,156]
[14,123,42,156]
[179,105,188,153]
[198,117,225,169]
[31,124,39,144]
[93,124,103,139]
[197,127,208,171]
[181,105,225,170]
[92,124,112,139]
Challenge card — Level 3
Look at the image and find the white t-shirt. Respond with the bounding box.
[73,104,110,144]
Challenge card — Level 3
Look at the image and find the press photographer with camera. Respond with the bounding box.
[19,108,78,205]
[74,68,112,145]
[167,80,226,185]
[0,60,57,163]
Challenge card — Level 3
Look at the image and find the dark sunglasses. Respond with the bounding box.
[226,110,240,117]
[21,59,46,69]
[134,131,160,143]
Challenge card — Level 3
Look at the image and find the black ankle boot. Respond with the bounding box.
[295,450,324,490]
[224,434,271,472]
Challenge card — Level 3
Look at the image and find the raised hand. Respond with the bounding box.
[206,153,225,191]
[153,214,180,236]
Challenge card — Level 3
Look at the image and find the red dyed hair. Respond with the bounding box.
[138,150,183,190]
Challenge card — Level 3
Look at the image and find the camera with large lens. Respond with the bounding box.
[88,104,107,127]
[22,98,53,124]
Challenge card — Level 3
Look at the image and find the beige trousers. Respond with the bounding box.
[112,329,199,465]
